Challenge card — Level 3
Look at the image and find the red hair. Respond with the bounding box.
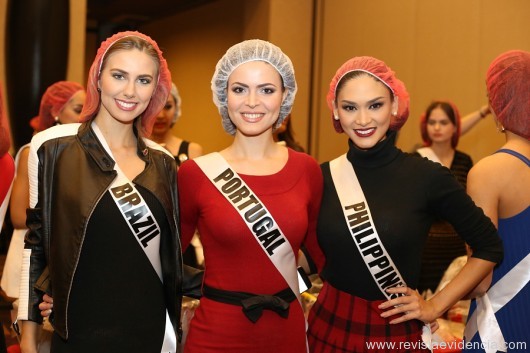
[80,31,171,137]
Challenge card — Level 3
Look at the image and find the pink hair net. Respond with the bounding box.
[80,31,171,136]
[32,81,84,132]
[486,50,530,140]
[420,100,461,148]
[327,56,409,133]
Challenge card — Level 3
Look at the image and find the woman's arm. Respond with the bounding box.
[380,257,496,324]
[460,104,490,136]
[10,147,30,228]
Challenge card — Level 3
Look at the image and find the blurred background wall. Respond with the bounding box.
[2,0,530,163]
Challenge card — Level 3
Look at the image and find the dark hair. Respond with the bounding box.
[276,117,305,152]
[420,101,461,148]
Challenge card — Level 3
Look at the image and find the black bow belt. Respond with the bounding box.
[202,285,296,323]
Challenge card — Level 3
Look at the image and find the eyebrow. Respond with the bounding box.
[340,96,386,104]
[230,81,279,88]
[109,68,154,79]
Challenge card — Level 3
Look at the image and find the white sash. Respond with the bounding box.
[92,123,176,353]
[464,253,530,353]
[329,154,432,350]
[195,152,310,351]
[329,154,406,299]
[194,152,301,301]
[417,147,442,165]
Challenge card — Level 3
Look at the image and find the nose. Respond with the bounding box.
[246,91,258,108]
[355,108,371,126]
[123,80,135,99]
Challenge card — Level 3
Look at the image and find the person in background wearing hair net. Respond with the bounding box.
[414,100,473,295]
[1,81,85,353]
[300,56,503,353]
[17,31,188,353]
[178,39,322,353]
[0,84,15,234]
[150,82,203,166]
[150,82,204,269]
[0,84,15,353]
[463,50,530,353]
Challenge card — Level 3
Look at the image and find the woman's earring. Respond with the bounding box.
[334,114,340,121]
[54,116,60,122]
[391,111,398,117]
[97,87,101,93]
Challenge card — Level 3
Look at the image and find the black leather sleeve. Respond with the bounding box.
[23,207,47,324]
[182,265,203,299]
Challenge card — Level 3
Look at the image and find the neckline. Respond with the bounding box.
[346,130,400,169]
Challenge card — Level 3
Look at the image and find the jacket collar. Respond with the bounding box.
[77,121,150,173]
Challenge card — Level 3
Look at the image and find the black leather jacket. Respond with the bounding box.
[22,122,190,340]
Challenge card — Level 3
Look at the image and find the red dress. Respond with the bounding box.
[0,153,15,229]
[178,149,323,353]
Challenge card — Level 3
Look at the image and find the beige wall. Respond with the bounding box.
[3,0,530,160]
[141,0,530,163]
[314,0,530,163]
[141,0,314,154]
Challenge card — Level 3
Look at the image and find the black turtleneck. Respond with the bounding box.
[311,131,503,300]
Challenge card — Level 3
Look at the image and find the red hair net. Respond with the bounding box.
[327,56,410,133]
[32,81,84,132]
[420,100,461,148]
[80,31,171,136]
[486,50,530,140]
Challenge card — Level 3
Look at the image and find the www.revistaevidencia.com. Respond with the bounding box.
[365,340,527,351]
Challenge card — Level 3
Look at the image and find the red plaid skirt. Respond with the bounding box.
[307,282,430,353]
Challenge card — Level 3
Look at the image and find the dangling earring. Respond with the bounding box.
[391,111,398,117]
[334,114,340,121]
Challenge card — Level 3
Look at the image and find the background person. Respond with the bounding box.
[150,82,203,166]
[0,85,15,353]
[149,82,204,268]
[463,49,530,353]
[415,100,472,294]
[1,81,85,353]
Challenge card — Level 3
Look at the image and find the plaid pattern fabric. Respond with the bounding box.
[308,283,429,353]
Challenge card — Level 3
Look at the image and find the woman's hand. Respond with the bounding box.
[378,286,439,324]
[39,293,53,317]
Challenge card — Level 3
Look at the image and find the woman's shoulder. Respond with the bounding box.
[31,123,81,151]
[285,149,322,180]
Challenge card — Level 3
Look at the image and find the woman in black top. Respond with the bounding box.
[303,56,503,353]
[415,100,473,293]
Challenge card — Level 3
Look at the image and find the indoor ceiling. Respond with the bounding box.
[87,0,217,27]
